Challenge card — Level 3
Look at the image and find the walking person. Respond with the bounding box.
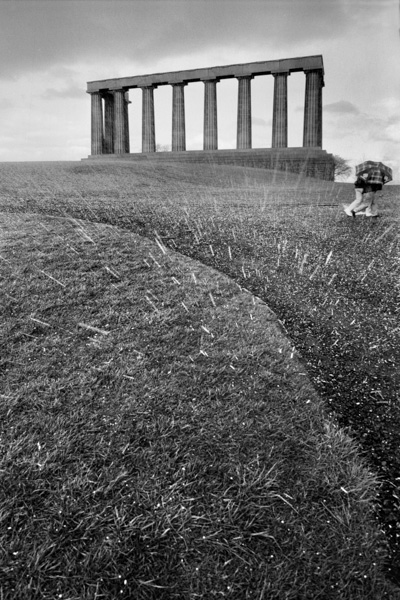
[363,165,390,217]
[344,171,369,217]
[344,161,393,218]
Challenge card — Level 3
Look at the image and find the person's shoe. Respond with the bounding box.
[365,212,379,217]
[343,206,355,217]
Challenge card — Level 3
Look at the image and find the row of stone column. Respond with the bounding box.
[91,90,131,155]
[90,70,323,155]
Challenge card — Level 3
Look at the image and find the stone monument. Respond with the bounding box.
[85,55,335,180]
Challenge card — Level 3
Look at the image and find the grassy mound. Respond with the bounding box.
[0,162,399,597]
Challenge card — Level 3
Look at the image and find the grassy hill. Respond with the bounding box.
[1,161,399,598]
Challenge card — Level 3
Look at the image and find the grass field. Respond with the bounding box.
[0,160,399,599]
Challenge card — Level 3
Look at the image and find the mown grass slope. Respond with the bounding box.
[0,161,399,598]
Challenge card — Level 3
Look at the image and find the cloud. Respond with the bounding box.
[325,101,360,115]
[324,92,400,180]
[0,98,14,110]
[0,0,353,79]
[43,85,84,100]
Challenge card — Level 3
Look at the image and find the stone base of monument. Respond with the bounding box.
[84,147,335,181]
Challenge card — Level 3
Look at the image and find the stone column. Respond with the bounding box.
[272,72,289,148]
[113,89,126,154]
[172,83,187,151]
[90,92,103,155]
[236,76,253,149]
[303,70,323,148]
[142,85,157,152]
[124,92,131,153]
[104,93,114,154]
[203,79,218,150]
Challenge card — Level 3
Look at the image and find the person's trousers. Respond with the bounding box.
[347,190,377,215]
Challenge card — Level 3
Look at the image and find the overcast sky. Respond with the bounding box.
[0,0,399,180]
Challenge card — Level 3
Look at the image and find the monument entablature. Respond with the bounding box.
[87,56,324,92]
[85,55,334,180]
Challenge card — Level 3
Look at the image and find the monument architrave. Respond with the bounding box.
[85,55,335,180]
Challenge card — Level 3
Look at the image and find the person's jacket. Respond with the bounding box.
[354,176,368,189]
